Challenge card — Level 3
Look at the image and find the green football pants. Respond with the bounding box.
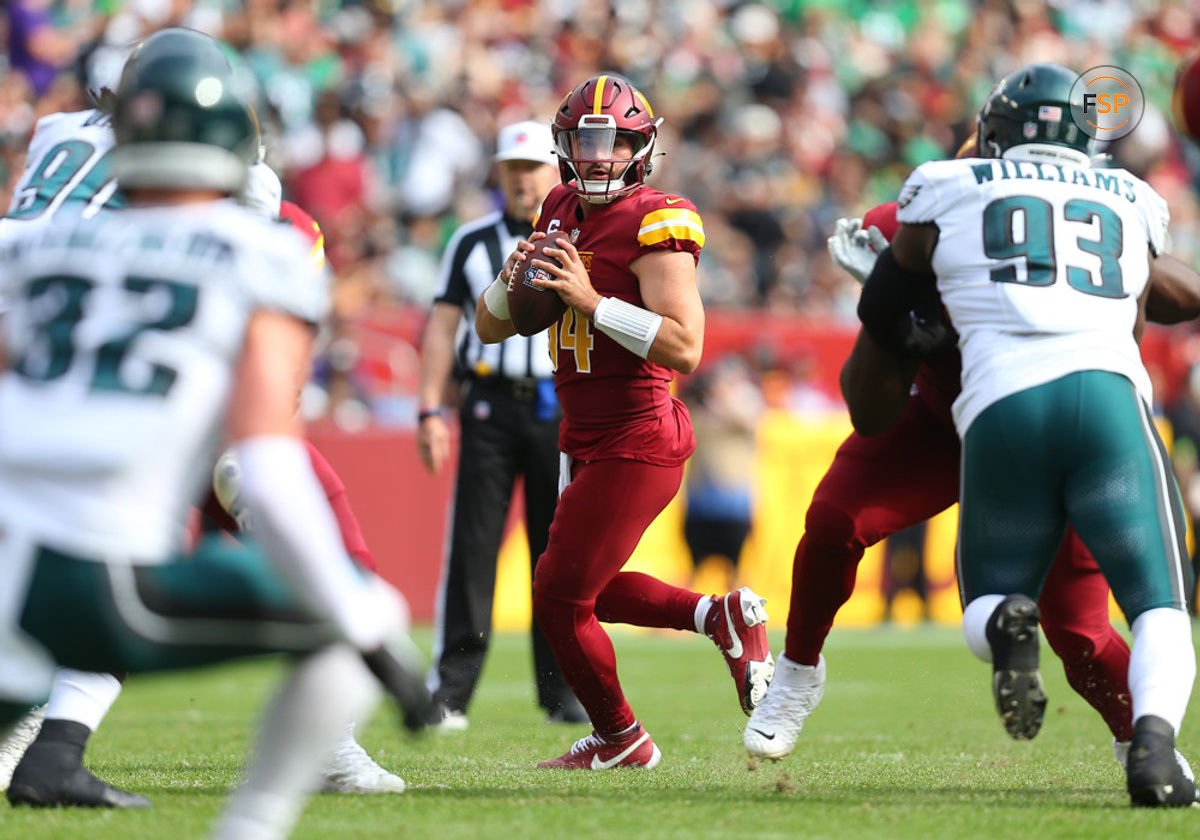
[957,370,1191,623]
[19,536,339,676]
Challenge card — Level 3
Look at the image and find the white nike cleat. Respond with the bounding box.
[744,654,825,761]
[320,726,406,794]
[0,705,45,792]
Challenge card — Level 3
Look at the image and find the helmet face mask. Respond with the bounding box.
[112,28,258,193]
[552,75,661,204]
[976,62,1092,162]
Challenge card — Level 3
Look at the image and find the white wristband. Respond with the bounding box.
[483,272,511,321]
[592,296,663,359]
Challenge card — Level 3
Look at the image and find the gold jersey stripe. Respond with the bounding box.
[638,208,705,246]
[640,207,702,228]
[637,218,706,248]
[311,235,326,270]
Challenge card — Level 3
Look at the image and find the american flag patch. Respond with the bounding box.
[1038,105,1062,121]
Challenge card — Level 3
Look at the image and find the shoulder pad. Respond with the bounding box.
[895,159,974,225]
[242,217,330,325]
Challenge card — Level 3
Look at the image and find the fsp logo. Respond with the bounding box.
[1083,88,1128,118]
[1069,65,1143,142]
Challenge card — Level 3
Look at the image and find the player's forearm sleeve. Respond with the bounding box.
[232,435,400,650]
[592,296,663,358]
[857,247,941,356]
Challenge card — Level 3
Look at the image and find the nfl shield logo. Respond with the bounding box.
[1023,121,1037,139]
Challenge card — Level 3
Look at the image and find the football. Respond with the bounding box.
[508,235,568,336]
[1172,50,1200,141]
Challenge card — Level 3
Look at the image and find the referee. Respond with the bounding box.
[417,120,585,728]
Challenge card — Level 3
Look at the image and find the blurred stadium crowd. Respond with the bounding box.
[4,0,1200,426]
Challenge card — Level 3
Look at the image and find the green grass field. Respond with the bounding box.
[4,625,1198,840]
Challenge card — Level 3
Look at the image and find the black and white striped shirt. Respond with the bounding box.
[433,210,554,380]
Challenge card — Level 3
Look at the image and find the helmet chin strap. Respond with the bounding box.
[581,181,619,204]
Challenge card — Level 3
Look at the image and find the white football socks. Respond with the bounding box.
[693,596,713,635]
[1129,607,1195,735]
[961,594,1006,662]
[45,669,123,731]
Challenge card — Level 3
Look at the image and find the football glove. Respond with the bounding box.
[212,449,253,531]
[828,217,888,285]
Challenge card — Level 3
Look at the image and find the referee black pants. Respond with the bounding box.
[430,378,576,716]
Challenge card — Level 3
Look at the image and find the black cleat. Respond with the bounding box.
[7,764,151,809]
[985,594,1046,741]
[1126,715,1200,808]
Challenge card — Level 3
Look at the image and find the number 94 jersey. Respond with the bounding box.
[896,156,1168,435]
[0,201,328,561]
[1,109,119,237]
[534,183,704,466]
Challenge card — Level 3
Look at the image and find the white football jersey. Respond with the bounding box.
[0,200,328,561]
[0,109,118,240]
[896,155,1168,435]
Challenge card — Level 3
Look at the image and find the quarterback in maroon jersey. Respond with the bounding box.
[745,139,1200,782]
[476,74,774,770]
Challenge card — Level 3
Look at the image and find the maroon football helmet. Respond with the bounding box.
[551,74,661,204]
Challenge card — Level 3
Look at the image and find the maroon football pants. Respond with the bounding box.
[533,457,706,737]
[788,394,1133,740]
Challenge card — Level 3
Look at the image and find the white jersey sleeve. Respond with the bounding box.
[1132,174,1169,255]
[895,159,971,225]
[240,220,331,326]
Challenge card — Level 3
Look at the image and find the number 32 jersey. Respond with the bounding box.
[0,202,327,561]
[534,183,705,466]
[896,156,1169,435]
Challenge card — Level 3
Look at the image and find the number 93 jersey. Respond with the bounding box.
[896,156,1168,435]
[0,201,328,561]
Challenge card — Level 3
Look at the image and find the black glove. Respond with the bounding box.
[362,636,432,734]
[902,297,958,358]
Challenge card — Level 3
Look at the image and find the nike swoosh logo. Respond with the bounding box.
[590,731,650,769]
[748,728,775,740]
[723,597,743,659]
[665,197,683,204]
